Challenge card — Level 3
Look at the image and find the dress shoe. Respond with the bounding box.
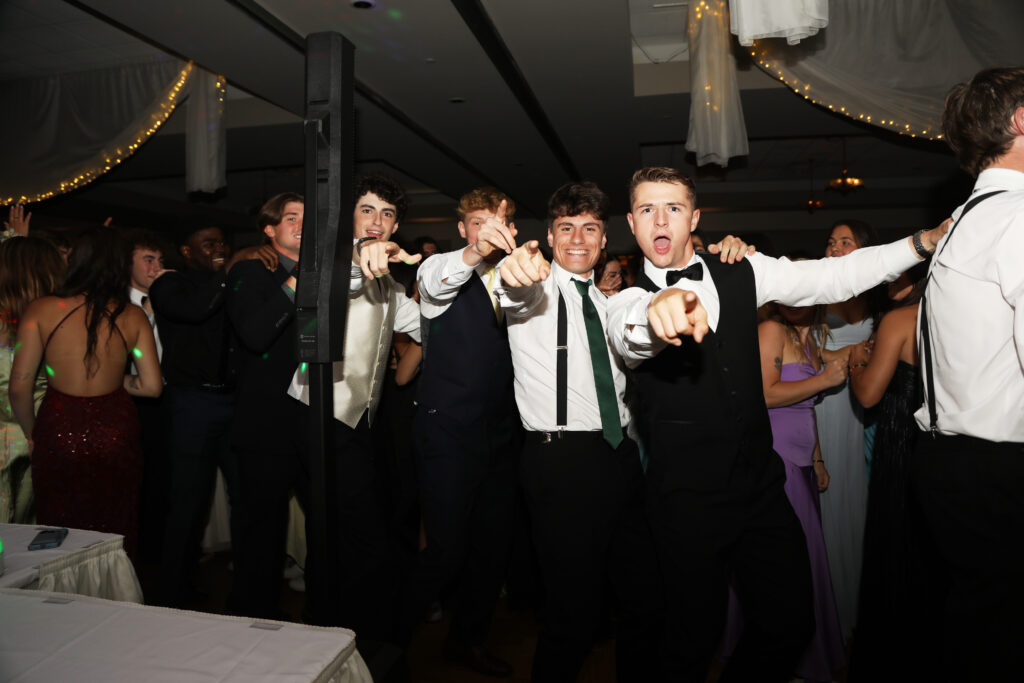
[442,638,513,677]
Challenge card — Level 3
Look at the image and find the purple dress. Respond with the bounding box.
[723,362,845,681]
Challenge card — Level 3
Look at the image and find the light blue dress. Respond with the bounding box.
[815,312,872,641]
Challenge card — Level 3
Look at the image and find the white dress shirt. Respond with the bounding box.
[417,249,500,320]
[607,238,922,367]
[496,262,631,433]
[128,286,162,364]
[914,168,1024,442]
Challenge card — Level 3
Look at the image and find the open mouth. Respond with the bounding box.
[365,229,383,239]
[653,236,672,254]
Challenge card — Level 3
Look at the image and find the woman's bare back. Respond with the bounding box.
[34,295,144,397]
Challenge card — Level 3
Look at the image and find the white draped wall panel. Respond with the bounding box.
[686,0,749,167]
[730,0,828,46]
[747,0,1024,141]
[0,59,193,205]
[185,67,228,194]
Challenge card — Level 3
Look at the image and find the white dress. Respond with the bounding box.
[815,312,872,641]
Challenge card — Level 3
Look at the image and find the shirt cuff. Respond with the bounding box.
[439,249,477,285]
[625,291,654,327]
[881,236,923,278]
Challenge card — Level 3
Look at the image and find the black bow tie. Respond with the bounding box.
[666,262,704,286]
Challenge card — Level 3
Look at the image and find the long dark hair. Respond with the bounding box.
[53,228,132,376]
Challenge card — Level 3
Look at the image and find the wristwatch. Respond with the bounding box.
[912,229,930,258]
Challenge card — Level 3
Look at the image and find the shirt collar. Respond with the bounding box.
[642,251,705,289]
[552,261,596,293]
[974,168,1024,193]
[276,250,297,273]
[129,286,147,305]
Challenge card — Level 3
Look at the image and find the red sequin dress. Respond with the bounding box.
[30,304,143,558]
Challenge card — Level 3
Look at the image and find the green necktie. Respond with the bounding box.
[573,279,623,448]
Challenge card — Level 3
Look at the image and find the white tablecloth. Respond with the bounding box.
[0,588,373,683]
[0,524,142,603]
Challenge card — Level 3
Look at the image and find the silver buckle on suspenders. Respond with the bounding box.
[540,430,565,444]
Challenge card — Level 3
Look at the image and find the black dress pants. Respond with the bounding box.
[649,447,814,682]
[911,433,1024,681]
[302,413,396,642]
[231,399,310,620]
[521,432,661,683]
[158,386,242,608]
[398,408,520,647]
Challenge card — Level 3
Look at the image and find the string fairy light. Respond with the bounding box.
[748,44,942,141]
[2,62,196,206]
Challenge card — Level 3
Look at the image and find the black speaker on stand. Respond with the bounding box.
[299,31,407,683]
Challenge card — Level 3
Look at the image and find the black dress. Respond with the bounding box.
[850,361,941,680]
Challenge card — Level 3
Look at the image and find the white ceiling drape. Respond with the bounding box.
[686,0,749,167]
[748,0,1024,141]
[730,0,827,46]
[0,59,230,206]
[0,60,192,205]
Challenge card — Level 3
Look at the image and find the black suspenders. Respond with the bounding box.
[920,190,1005,434]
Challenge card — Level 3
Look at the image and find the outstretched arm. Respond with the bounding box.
[754,219,950,308]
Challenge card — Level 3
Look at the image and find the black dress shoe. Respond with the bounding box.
[443,639,513,678]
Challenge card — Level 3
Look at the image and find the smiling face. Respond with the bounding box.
[264,201,303,260]
[353,192,399,241]
[130,247,164,292]
[546,212,607,278]
[627,180,701,270]
[182,227,228,272]
[826,224,861,257]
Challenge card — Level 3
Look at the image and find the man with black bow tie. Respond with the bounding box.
[497,181,750,682]
[606,166,948,681]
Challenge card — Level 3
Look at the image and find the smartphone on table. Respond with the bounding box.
[28,527,69,550]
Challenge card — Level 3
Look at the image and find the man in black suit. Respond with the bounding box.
[150,224,244,608]
[225,192,305,619]
[605,166,948,681]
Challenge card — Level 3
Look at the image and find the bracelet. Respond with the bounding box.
[912,229,930,258]
[355,236,377,255]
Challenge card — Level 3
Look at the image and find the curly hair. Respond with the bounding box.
[354,173,408,222]
[456,187,516,222]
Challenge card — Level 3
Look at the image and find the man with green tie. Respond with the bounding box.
[495,181,747,682]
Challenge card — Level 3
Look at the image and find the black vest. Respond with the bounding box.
[417,274,517,424]
[630,259,774,493]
